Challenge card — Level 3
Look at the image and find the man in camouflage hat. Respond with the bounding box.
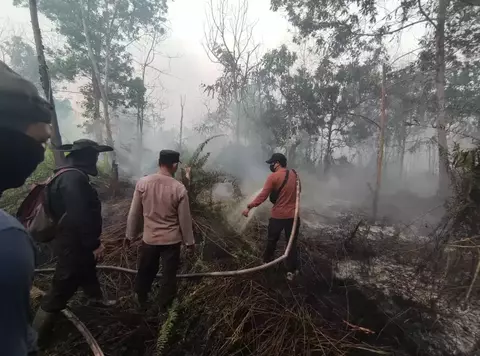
[0,61,53,355]
[33,138,116,348]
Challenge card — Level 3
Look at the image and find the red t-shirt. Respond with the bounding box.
[248,168,299,219]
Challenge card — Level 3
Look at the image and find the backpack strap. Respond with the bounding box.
[276,170,290,198]
[45,168,86,186]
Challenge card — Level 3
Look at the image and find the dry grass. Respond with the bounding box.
[32,138,480,356]
[35,195,408,356]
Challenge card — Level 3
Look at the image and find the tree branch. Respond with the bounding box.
[355,19,429,37]
[418,0,437,29]
[345,112,380,129]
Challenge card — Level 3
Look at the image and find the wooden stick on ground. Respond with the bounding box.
[31,286,104,356]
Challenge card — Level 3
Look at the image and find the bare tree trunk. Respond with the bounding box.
[179,95,186,153]
[135,33,158,175]
[319,128,324,171]
[80,0,118,184]
[92,74,103,143]
[324,117,335,174]
[436,0,451,196]
[204,0,258,142]
[135,94,143,175]
[28,0,64,166]
[373,64,387,220]
[288,139,301,167]
[428,143,432,174]
[399,134,406,180]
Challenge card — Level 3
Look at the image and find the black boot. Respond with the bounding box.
[32,307,58,349]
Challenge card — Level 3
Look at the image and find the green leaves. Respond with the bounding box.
[2,36,41,90]
[182,136,241,212]
[15,0,168,134]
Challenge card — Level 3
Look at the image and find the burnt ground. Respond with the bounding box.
[32,197,480,356]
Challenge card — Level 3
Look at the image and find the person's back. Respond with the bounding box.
[136,172,189,245]
[48,168,102,258]
[126,149,194,310]
[264,167,298,219]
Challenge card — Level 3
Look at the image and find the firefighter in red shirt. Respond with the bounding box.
[242,153,300,280]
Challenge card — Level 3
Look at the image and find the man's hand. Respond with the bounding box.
[93,243,105,262]
[185,167,191,181]
[242,208,251,217]
[185,244,195,257]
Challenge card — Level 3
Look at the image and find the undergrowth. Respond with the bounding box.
[30,138,464,356]
[155,299,180,356]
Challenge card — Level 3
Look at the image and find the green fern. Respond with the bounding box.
[181,136,241,212]
[155,298,180,356]
[189,134,225,167]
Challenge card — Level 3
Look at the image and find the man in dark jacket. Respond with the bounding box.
[33,139,116,347]
[0,61,52,355]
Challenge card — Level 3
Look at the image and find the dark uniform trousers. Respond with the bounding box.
[263,218,300,272]
[41,253,102,313]
[134,242,181,307]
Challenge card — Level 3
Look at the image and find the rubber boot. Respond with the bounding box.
[32,307,58,350]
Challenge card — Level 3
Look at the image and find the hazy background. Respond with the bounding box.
[1,0,423,131]
[1,0,457,228]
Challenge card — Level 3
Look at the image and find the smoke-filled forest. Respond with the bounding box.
[1,0,480,355]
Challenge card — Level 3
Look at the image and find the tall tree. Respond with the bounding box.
[203,0,260,142]
[28,0,64,165]
[16,0,169,178]
[270,0,480,194]
[3,36,40,88]
[179,95,186,153]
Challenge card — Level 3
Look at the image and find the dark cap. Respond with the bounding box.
[159,150,181,165]
[54,139,114,153]
[266,153,287,166]
[0,61,53,131]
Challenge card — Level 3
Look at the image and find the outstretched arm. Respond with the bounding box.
[247,174,275,209]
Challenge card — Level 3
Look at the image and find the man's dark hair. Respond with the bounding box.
[158,160,174,169]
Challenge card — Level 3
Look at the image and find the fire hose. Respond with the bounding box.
[33,176,300,354]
